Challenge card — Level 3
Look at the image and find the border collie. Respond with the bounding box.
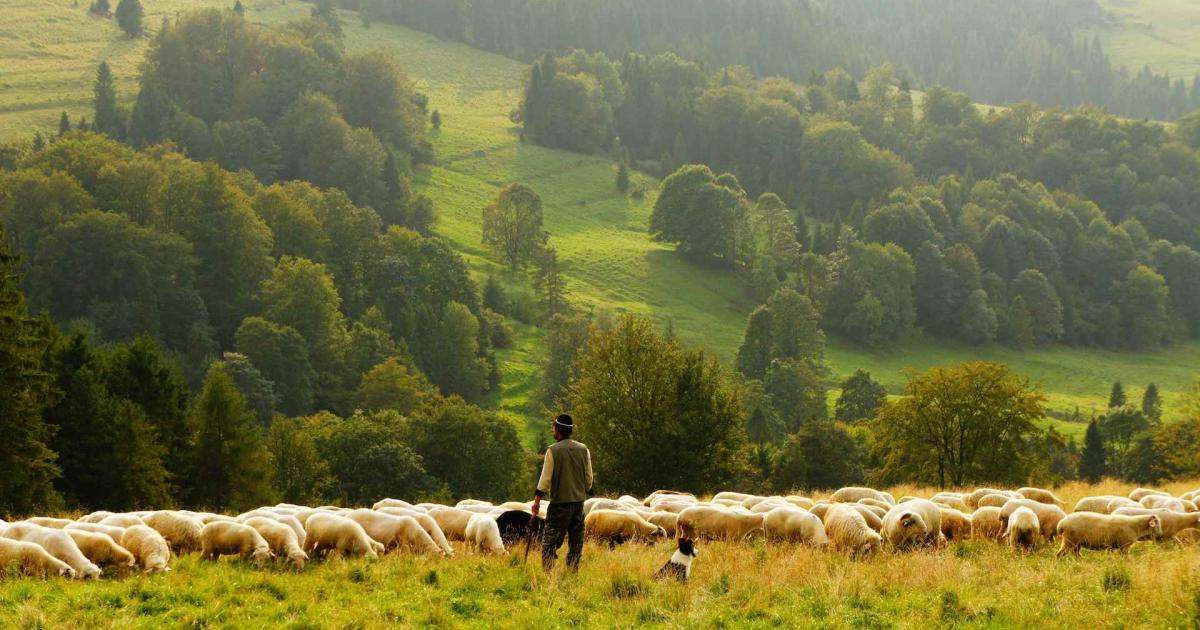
[653,537,697,582]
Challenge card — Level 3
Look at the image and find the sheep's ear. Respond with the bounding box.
[1149,515,1161,528]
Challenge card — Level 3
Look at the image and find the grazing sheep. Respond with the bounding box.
[971,507,1003,540]
[677,506,765,541]
[65,522,127,541]
[824,505,882,557]
[373,498,416,511]
[999,499,1067,540]
[857,498,892,512]
[1073,496,1137,514]
[650,500,695,514]
[237,511,306,548]
[749,500,790,514]
[142,511,204,554]
[938,508,973,542]
[98,513,145,528]
[784,496,814,510]
[931,496,970,512]
[1006,507,1040,551]
[25,517,73,529]
[0,538,75,578]
[427,507,474,541]
[346,509,443,555]
[199,521,273,566]
[1112,507,1200,541]
[242,517,308,569]
[645,512,679,538]
[763,507,828,546]
[584,498,634,516]
[643,490,696,507]
[712,491,753,503]
[374,507,454,556]
[1017,487,1065,507]
[78,511,113,524]
[464,514,506,555]
[585,510,666,546]
[741,495,775,510]
[1056,512,1162,556]
[63,529,136,570]
[304,513,381,558]
[964,488,1015,510]
[976,493,1017,509]
[1128,488,1170,502]
[830,487,890,505]
[120,525,171,573]
[1140,495,1189,512]
[618,495,643,507]
[2,523,102,579]
[881,500,943,550]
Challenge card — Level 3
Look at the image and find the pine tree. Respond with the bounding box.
[233,0,245,17]
[616,161,630,193]
[1080,419,1106,483]
[431,110,442,129]
[90,0,111,15]
[533,246,566,320]
[1142,383,1162,423]
[1108,381,1126,409]
[32,132,45,152]
[114,0,144,37]
[187,362,274,510]
[0,225,61,514]
[93,62,120,138]
[58,111,71,136]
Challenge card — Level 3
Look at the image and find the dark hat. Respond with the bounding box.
[554,414,574,430]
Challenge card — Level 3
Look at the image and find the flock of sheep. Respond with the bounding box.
[0,484,1194,580]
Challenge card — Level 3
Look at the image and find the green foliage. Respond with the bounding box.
[402,398,525,500]
[765,359,828,432]
[650,164,742,262]
[114,0,144,37]
[221,352,277,428]
[313,411,430,505]
[235,317,317,417]
[355,357,433,414]
[92,62,120,139]
[835,369,888,422]
[1109,382,1127,409]
[1143,383,1163,423]
[187,362,274,511]
[572,316,747,494]
[267,417,329,505]
[872,362,1046,487]
[537,313,592,408]
[825,239,916,347]
[772,421,867,492]
[481,183,545,269]
[737,287,825,381]
[212,119,281,182]
[1116,265,1170,349]
[1080,420,1106,483]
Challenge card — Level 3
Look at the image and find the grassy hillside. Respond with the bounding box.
[5,480,1200,627]
[1095,0,1200,79]
[2,3,1198,441]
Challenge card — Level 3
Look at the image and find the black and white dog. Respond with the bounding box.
[653,537,697,582]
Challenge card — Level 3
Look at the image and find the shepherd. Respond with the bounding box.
[531,413,594,572]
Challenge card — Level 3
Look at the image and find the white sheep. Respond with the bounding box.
[142,511,204,554]
[1112,507,1200,541]
[304,513,382,559]
[971,506,1003,540]
[881,500,943,550]
[999,499,1066,540]
[823,505,882,556]
[1006,507,1040,551]
[0,537,75,578]
[63,529,137,571]
[763,507,828,546]
[199,521,273,566]
[584,509,666,545]
[242,517,308,569]
[121,525,171,573]
[98,513,145,528]
[374,506,454,556]
[464,513,505,555]
[346,509,443,555]
[1056,512,1162,556]
[677,506,765,541]
[2,523,101,579]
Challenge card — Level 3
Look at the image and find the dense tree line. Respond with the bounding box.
[344,0,1200,121]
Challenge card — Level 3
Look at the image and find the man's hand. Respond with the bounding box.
[531,497,541,518]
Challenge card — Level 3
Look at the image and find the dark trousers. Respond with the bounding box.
[541,501,584,571]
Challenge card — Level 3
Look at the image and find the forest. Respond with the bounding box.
[346,0,1200,120]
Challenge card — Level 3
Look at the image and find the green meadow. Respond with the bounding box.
[1095,0,1200,79]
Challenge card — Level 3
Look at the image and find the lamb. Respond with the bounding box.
[938,508,973,542]
[464,513,505,555]
[346,509,443,555]
[1056,512,1162,556]
[25,517,73,529]
[120,525,171,573]
[999,499,1067,540]
[584,509,667,546]
[199,521,273,566]
[645,512,679,538]
[64,529,137,570]
[65,522,127,541]
[98,513,145,528]
[374,506,454,556]
[242,517,308,569]
[763,507,828,546]
[427,506,475,541]
[1006,507,1040,551]
[677,506,765,541]
[0,537,75,578]
[881,500,943,550]
[971,507,1003,540]
[1112,507,1200,541]
[304,513,381,558]
[373,498,417,511]
[1139,494,1189,512]
[823,505,882,556]
[1073,495,1137,514]
[2,523,102,579]
[142,511,204,554]
[1017,487,1065,507]
[830,487,891,505]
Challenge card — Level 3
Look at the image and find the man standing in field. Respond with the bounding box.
[532,414,593,571]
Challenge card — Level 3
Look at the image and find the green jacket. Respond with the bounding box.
[535,438,594,503]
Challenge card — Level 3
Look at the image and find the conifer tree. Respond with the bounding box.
[187,362,274,510]
[1080,419,1106,483]
[1108,382,1126,409]
[115,0,144,37]
[93,62,120,138]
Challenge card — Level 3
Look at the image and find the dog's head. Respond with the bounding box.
[678,537,698,557]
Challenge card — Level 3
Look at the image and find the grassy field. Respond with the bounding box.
[6,480,1200,628]
[2,3,1199,439]
[1095,0,1200,79]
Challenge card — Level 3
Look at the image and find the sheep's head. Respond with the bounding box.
[60,566,76,579]
[899,513,918,529]
[288,550,308,570]
[1147,515,1163,538]
[251,546,273,565]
